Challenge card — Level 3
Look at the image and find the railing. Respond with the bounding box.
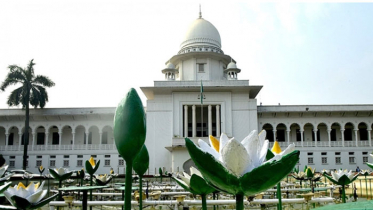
[0,144,117,152]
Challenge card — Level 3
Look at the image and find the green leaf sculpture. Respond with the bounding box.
[114,88,146,210]
[133,145,149,210]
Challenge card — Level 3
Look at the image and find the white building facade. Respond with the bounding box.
[0,14,372,174]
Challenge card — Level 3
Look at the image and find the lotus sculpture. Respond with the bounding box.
[49,167,73,200]
[173,166,215,210]
[324,169,359,203]
[0,164,13,183]
[94,174,112,186]
[4,181,57,210]
[185,130,299,210]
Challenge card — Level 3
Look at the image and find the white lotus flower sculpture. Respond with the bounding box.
[0,164,13,182]
[324,169,359,203]
[4,181,57,210]
[94,174,112,186]
[185,130,300,210]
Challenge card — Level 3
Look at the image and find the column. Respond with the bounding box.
[368,129,372,147]
[72,132,75,150]
[354,129,358,147]
[286,130,290,144]
[208,105,212,136]
[58,131,62,150]
[85,132,89,149]
[216,105,220,137]
[300,130,304,147]
[327,129,331,147]
[340,129,345,147]
[18,132,22,151]
[192,105,196,137]
[99,132,103,148]
[45,132,49,150]
[32,132,36,151]
[273,130,277,141]
[5,133,9,149]
[313,129,318,147]
[184,105,188,137]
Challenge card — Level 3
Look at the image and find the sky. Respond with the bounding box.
[0,1,372,109]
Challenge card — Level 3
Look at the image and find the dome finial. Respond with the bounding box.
[199,4,202,19]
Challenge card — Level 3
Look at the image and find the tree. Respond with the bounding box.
[1,59,55,170]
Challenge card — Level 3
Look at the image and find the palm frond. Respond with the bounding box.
[30,87,41,108]
[0,71,26,91]
[32,85,48,108]
[26,59,36,80]
[32,75,55,87]
[7,87,24,107]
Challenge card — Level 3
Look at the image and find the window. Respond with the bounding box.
[322,157,327,164]
[349,157,355,164]
[105,160,110,166]
[183,105,221,137]
[50,160,56,167]
[102,132,108,144]
[77,160,83,167]
[321,152,327,155]
[64,155,69,158]
[105,155,111,158]
[349,152,354,155]
[307,152,313,155]
[308,157,313,164]
[63,160,69,167]
[331,129,337,141]
[9,161,15,167]
[363,152,368,155]
[37,156,42,159]
[77,155,83,158]
[50,155,56,158]
[198,63,205,72]
[119,159,124,166]
[10,156,15,159]
[52,132,59,145]
[8,133,14,145]
[36,160,42,167]
[91,155,97,158]
[336,157,341,164]
[335,152,341,155]
[37,133,45,145]
[363,157,368,163]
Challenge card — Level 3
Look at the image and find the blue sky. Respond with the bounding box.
[0,1,372,108]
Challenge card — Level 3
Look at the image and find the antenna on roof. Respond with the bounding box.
[199,4,202,18]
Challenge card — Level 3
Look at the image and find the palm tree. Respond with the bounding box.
[1,59,55,170]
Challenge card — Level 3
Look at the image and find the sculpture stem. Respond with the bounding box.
[124,162,133,210]
[201,194,207,210]
[139,175,143,210]
[90,175,93,210]
[235,194,244,210]
[341,185,346,203]
[277,183,282,210]
[366,175,368,199]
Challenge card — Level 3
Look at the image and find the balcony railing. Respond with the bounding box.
[0,144,117,152]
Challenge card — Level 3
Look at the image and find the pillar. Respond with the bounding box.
[32,132,36,151]
[354,129,358,147]
[184,105,188,137]
[85,132,89,149]
[58,131,62,150]
[208,105,212,136]
[216,105,220,137]
[45,132,49,150]
[300,130,304,147]
[18,132,22,151]
[5,133,9,149]
[341,129,345,147]
[72,132,75,150]
[368,129,372,147]
[327,129,331,147]
[313,129,318,147]
[99,132,103,147]
[273,130,277,141]
[192,105,196,137]
[286,130,290,144]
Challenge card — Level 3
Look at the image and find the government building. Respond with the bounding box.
[0,13,372,175]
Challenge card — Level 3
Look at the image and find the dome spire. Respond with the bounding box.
[199,4,202,19]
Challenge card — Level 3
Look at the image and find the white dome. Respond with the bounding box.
[227,61,237,69]
[180,18,221,50]
[166,63,176,69]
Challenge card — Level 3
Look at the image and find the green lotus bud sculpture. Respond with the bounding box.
[49,168,73,200]
[173,166,215,210]
[324,169,359,203]
[185,130,299,210]
[114,88,146,210]
[133,145,149,210]
[4,182,57,210]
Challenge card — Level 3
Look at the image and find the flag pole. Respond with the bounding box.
[200,80,204,137]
